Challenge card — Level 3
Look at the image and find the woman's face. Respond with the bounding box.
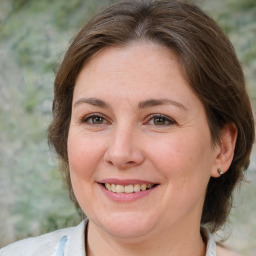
[68,42,220,240]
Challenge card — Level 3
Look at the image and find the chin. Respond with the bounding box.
[91,211,156,240]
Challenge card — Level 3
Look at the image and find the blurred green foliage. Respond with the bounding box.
[0,0,255,254]
[203,0,256,102]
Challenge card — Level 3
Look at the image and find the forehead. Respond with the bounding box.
[73,42,201,111]
[76,42,185,89]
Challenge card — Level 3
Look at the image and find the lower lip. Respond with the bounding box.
[98,184,158,202]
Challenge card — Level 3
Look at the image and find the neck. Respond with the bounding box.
[86,220,206,256]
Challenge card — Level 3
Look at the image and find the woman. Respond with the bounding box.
[1,0,254,255]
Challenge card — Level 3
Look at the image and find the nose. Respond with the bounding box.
[103,126,145,169]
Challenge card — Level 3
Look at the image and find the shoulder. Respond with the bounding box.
[202,228,242,256]
[0,220,86,256]
[0,227,72,256]
[216,245,242,256]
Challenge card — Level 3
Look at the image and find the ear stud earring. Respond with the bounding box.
[217,168,223,176]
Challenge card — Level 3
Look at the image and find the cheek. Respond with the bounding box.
[67,131,104,179]
[148,130,213,181]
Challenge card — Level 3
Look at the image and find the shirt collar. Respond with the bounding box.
[64,219,216,256]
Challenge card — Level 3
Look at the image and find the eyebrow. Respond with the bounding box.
[138,98,187,111]
[73,97,187,111]
[74,97,111,108]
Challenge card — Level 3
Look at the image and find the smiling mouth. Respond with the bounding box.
[102,183,158,193]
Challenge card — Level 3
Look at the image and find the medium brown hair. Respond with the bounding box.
[48,0,255,232]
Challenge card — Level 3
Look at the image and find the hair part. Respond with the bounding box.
[48,0,255,233]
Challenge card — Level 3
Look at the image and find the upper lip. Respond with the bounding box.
[99,178,157,186]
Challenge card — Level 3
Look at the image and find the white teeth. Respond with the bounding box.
[111,184,116,192]
[134,184,141,192]
[104,183,155,193]
[140,184,147,191]
[125,184,134,193]
[116,185,125,193]
[106,183,111,191]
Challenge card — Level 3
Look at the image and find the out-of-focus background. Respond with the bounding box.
[0,0,255,254]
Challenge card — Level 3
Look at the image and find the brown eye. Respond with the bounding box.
[82,114,107,125]
[153,117,167,125]
[91,116,104,124]
[147,114,175,126]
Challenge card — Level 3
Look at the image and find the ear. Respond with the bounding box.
[211,123,237,178]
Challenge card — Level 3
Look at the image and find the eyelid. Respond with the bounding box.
[77,112,175,126]
[79,113,110,125]
[145,113,176,126]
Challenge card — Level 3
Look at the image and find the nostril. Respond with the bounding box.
[106,160,114,165]
[126,161,135,164]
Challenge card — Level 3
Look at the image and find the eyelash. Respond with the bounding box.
[146,114,176,126]
[80,113,109,126]
[80,113,176,127]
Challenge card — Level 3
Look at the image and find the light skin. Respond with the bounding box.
[67,42,237,256]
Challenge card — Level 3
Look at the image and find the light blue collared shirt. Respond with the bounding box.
[0,219,217,256]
